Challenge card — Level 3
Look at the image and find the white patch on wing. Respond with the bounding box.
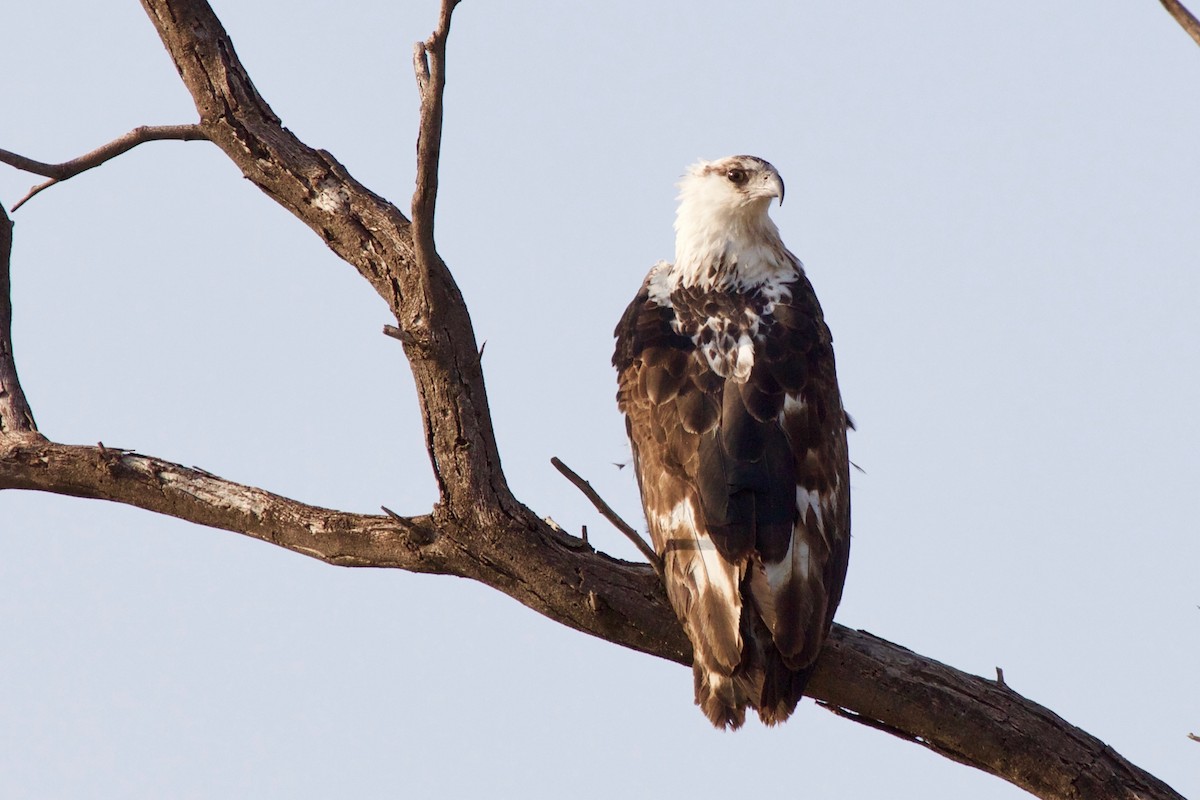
[651,500,739,606]
[645,261,674,306]
[783,394,806,414]
[651,497,744,671]
[652,496,697,533]
[694,532,738,606]
[797,487,825,535]
[764,538,794,592]
[732,333,754,382]
[792,537,812,580]
[764,533,814,593]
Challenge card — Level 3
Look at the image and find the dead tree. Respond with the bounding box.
[2,1,1196,797]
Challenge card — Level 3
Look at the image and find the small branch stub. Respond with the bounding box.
[382,504,438,546]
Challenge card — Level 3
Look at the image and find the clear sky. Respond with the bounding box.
[2,1,1197,797]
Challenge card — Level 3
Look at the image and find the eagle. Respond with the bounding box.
[613,155,850,729]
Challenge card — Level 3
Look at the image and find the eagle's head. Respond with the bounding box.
[672,155,790,287]
[677,155,784,219]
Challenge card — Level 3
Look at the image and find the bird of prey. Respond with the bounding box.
[613,156,850,728]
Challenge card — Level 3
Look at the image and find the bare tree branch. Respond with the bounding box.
[1159,0,1200,46]
[0,124,209,210]
[0,438,420,563]
[0,434,686,664]
[809,633,1183,799]
[402,0,503,510]
[139,0,512,523]
[0,206,37,434]
[0,1,1184,797]
[550,456,662,574]
[0,431,1184,800]
[411,0,459,258]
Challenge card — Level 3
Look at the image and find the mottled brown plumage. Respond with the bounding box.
[614,156,850,728]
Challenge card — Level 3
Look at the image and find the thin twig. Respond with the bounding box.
[0,205,37,433]
[410,0,461,264]
[0,124,209,211]
[1159,0,1200,46]
[550,456,662,575]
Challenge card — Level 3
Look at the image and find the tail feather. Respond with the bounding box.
[757,653,814,726]
[691,588,814,729]
[694,666,751,729]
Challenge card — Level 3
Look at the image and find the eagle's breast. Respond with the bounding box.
[669,279,792,384]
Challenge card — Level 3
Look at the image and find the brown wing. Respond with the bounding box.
[750,273,850,669]
[615,270,751,725]
[614,266,850,728]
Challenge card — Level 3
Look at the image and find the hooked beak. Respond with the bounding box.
[761,171,785,206]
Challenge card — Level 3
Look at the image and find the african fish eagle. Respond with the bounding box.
[613,155,850,728]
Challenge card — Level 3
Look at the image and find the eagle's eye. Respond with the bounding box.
[726,168,748,185]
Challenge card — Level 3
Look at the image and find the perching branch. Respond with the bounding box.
[0,206,37,434]
[0,433,687,664]
[1158,0,1200,46]
[0,1,1184,798]
[0,124,209,211]
[0,438,422,563]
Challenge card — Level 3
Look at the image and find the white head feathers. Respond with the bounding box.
[672,155,797,291]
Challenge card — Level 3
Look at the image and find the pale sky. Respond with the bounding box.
[2,2,1197,798]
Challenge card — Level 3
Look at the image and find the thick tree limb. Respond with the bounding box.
[810,633,1183,799]
[0,432,1182,800]
[0,1,1183,797]
[0,124,209,211]
[0,435,685,664]
[0,206,37,434]
[1158,0,1200,46]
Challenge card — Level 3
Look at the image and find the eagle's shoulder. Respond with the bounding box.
[613,262,677,372]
